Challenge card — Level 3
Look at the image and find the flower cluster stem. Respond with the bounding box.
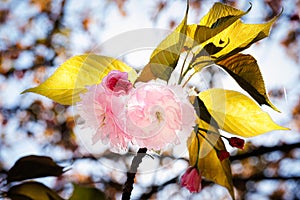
[122,148,147,200]
[194,132,200,167]
[197,130,218,151]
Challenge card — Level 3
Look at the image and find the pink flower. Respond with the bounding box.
[217,150,230,161]
[123,80,196,150]
[181,167,202,193]
[77,72,196,151]
[102,70,132,96]
[229,137,245,149]
[77,71,133,151]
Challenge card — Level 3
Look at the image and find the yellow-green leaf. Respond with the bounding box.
[195,15,278,62]
[199,3,248,27]
[188,119,234,199]
[137,3,188,82]
[199,89,288,137]
[7,182,64,200]
[217,53,279,112]
[69,184,105,200]
[22,54,137,105]
[187,3,279,74]
[193,96,219,129]
[186,2,250,48]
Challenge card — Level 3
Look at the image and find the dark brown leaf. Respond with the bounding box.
[7,155,64,183]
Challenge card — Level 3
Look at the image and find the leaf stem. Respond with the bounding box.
[180,59,194,84]
[122,148,147,200]
[182,69,198,88]
[178,50,191,85]
[191,60,213,69]
[182,60,213,88]
[198,127,219,135]
[198,128,231,141]
[197,130,219,151]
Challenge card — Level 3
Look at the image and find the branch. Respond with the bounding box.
[230,142,300,161]
[234,174,300,182]
[122,148,147,200]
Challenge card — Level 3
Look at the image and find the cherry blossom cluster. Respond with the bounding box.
[77,70,196,151]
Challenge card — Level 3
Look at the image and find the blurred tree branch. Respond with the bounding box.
[230,142,300,161]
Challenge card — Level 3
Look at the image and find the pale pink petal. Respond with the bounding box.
[77,70,133,152]
[124,80,196,150]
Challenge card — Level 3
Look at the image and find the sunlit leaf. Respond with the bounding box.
[199,3,248,27]
[217,53,279,111]
[137,3,188,82]
[188,119,234,199]
[194,15,278,62]
[69,184,106,200]
[193,96,219,129]
[7,155,65,183]
[7,182,64,200]
[186,2,250,48]
[199,89,288,137]
[187,3,279,74]
[22,54,138,105]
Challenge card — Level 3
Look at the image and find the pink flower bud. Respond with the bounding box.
[229,137,245,149]
[180,167,202,193]
[102,70,132,95]
[217,150,230,161]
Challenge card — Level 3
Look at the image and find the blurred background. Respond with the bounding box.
[0,0,300,199]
